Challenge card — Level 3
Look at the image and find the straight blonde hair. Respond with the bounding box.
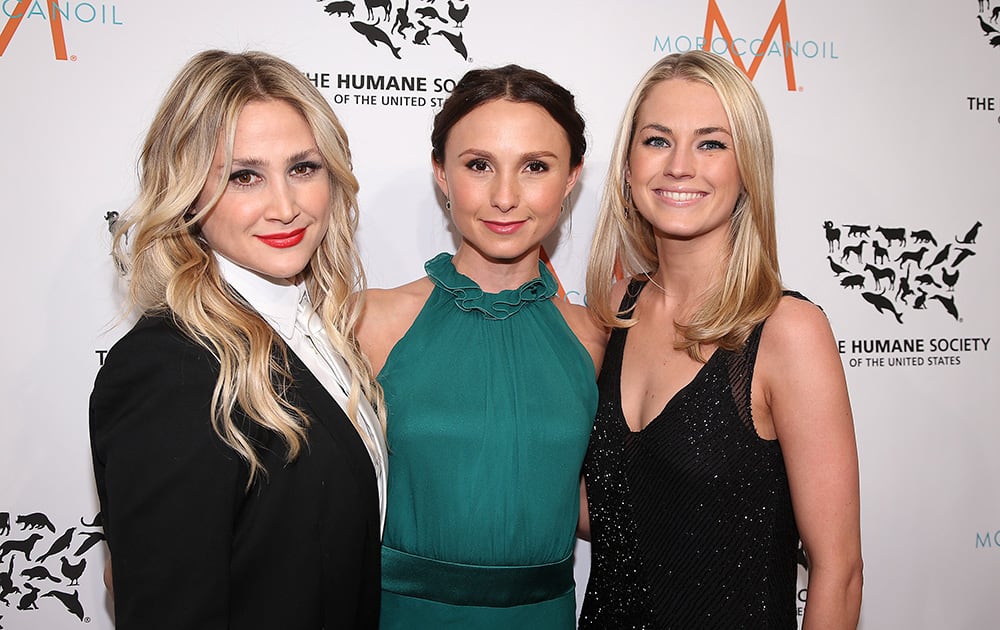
[113,49,384,484]
[587,50,782,360]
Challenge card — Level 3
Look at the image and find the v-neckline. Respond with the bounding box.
[617,331,720,435]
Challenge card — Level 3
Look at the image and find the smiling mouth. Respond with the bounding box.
[257,228,306,248]
[657,190,706,202]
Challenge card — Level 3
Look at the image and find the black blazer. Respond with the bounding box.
[90,314,380,629]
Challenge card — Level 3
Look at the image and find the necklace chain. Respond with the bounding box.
[643,272,667,294]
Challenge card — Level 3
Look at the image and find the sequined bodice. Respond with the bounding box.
[579,280,800,629]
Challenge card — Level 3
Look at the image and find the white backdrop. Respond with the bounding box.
[1,1,997,628]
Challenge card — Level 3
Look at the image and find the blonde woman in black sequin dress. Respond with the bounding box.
[580,50,863,629]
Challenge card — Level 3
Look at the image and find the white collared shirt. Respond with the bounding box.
[215,254,387,532]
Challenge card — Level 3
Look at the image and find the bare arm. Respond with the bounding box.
[757,298,863,629]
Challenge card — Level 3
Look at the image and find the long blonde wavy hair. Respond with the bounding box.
[587,50,783,361]
[112,49,384,484]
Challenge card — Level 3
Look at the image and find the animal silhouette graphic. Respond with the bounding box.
[842,223,870,238]
[15,513,54,533]
[41,589,84,621]
[20,565,61,583]
[914,273,941,288]
[876,225,906,246]
[977,14,999,34]
[0,557,17,606]
[872,240,889,264]
[391,0,414,38]
[840,274,865,289]
[896,267,914,304]
[822,220,840,252]
[16,583,39,611]
[925,243,951,271]
[36,528,75,564]
[913,288,928,309]
[862,292,903,323]
[827,256,849,276]
[434,29,467,59]
[956,221,982,244]
[0,534,43,562]
[941,268,959,292]
[841,240,866,263]
[365,0,391,21]
[80,514,103,528]
[864,264,895,290]
[350,21,402,58]
[0,513,8,536]
[952,247,976,266]
[992,6,1000,22]
[59,556,86,587]
[323,0,355,16]
[910,229,937,245]
[74,530,106,557]
[894,247,928,269]
[447,0,468,26]
[929,294,960,320]
[413,20,431,44]
[415,5,447,21]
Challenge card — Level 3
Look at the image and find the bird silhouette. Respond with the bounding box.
[979,15,999,34]
[952,247,976,266]
[74,530,106,557]
[60,556,86,586]
[41,589,84,621]
[37,528,75,563]
[447,0,468,26]
[941,268,959,291]
[827,256,849,276]
[925,243,951,270]
[929,294,959,320]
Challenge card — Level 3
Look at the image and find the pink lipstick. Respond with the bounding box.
[483,220,526,235]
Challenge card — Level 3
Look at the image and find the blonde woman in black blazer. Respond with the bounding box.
[90,50,386,630]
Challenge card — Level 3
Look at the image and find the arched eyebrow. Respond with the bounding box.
[638,123,732,137]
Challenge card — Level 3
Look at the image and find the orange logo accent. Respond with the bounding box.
[702,0,797,91]
[0,0,68,60]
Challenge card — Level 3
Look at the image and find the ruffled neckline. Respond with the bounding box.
[425,252,558,320]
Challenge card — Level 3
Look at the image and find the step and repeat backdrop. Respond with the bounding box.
[1,1,997,627]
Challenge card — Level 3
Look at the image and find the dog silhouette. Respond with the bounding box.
[0,534,43,562]
[894,247,928,269]
[872,240,889,264]
[841,239,866,263]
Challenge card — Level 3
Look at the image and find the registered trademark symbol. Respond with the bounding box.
[798,85,804,92]
[996,114,1000,125]
[84,616,91,623]
[71,54,78,61]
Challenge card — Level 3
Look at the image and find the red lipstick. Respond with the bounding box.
[257,228,306,248]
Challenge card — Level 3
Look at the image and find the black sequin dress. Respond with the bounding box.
[579,281,800,629]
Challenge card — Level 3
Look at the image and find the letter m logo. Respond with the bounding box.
[0,0,69,60]
[702,0,796,91]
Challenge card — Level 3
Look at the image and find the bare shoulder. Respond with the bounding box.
[761,295,837,357]
[356,277,434,375]
[554,299,608,377]
[609,277,633,312]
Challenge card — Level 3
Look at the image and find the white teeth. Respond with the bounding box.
[660,190,703,202]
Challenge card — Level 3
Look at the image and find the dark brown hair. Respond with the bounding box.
[431,64,586,167]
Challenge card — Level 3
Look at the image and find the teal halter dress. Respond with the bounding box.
[378,253,598,629]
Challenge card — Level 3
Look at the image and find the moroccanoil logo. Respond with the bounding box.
[653,0,839,92]
[0,1,124,61]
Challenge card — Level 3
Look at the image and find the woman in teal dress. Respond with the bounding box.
[357,65,605,628]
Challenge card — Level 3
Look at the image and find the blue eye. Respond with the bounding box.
[700,140,728,150]
[642,136,669,148]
